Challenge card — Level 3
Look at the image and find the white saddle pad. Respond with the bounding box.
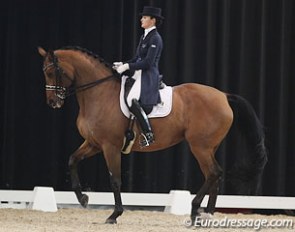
[120,75,173,118]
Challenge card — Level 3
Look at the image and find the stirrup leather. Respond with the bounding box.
[121,115,136,154]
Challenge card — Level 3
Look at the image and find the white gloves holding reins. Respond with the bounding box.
[113,62,129,74]
[113,62,123,68]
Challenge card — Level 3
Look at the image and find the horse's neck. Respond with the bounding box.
[74,59,110,86]
[74,62,120,115]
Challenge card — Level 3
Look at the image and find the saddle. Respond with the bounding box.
[119,73,172,118]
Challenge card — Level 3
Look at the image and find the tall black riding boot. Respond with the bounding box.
[129,99,154,147]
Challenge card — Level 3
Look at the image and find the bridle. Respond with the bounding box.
[43,50,116,100]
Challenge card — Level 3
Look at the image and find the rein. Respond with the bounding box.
[43,50,116,100]
[65,75,115,97]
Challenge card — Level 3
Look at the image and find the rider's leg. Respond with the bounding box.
[129,99,154,147]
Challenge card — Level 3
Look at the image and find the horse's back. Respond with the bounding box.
[173,83,231,114]
[174,82,225,101]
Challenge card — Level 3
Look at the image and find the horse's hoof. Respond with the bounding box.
[79,194,89,208]
[105,218,117,224]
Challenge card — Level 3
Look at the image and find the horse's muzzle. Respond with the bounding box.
[48,98,64,109]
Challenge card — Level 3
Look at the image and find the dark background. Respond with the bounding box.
[1,0,294,197]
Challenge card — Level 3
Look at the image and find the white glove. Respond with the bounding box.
[112,62,123,70]
[116,63,130,74]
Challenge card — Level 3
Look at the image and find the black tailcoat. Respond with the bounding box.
[127,29,163,106]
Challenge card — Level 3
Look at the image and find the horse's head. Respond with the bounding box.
[38,47,74,109]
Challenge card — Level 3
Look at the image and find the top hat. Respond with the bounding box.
[139,6,164,20]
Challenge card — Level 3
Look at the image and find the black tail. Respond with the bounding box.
[226,94,268,195]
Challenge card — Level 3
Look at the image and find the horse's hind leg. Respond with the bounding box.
[205,162,222,214]
[189,145,222,225]
[68,140,100,207]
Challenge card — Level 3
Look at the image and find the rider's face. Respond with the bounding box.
[140,16,156,29]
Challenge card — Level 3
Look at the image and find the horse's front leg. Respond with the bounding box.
[68,140,100,207]
[105,171,123,224]
[102,145,123,224]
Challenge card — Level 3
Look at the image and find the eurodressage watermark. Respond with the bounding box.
[184,215,294,230]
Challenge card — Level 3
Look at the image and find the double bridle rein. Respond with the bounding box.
[43,50,116,100]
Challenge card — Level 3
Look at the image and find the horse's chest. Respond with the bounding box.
[77,118,94,139]
[78,117,107,140]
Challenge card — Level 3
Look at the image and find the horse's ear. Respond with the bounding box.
[38,46,47,57]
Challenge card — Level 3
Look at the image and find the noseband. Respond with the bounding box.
[43,50,68,99]
[43,50,116,100]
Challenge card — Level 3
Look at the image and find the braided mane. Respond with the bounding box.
[60,46,118,76]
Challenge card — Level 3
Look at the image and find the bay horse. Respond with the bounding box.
[38,46,267,224]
